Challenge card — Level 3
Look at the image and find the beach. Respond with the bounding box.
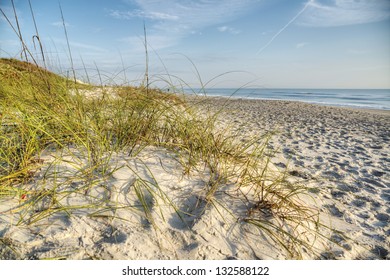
[185,95,390,259]
[1,0,389,267]
[1,91,389,260]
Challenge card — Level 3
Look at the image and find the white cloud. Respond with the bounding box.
[52,38,107,53]
[51,21,71,28]
[109,10,179,21]
[69,41,107,53]
[296,42,308,48]
[218,26,229,32]
[218,26,241,35]
[109,0,260,51]
[115,0,260,35]
[118,35,177,52]
[298,0,390,27]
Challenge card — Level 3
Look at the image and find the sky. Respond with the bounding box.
[0,0,389,89]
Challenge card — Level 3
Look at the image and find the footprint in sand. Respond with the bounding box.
[347,167,359,175]
[375,213,389,225]
[99,227,127,244]
[371,170,386,177]
[362,178,387,189]
[336,183,360,193]
[362,184,378,195]
[323,170,343,180]
[351,199,366,207]
[370,200,381,210]
[380,193,390,202]
[315,156,324,163]
[357,211,370,219]
[371,245,389,259]
[324,204,344,218]
[169,194,208,230]
[331,190,347,199]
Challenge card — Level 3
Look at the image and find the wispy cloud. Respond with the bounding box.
[118,35,178,52]
[51,21,71,28]
[218,26,241,35]
[111,0,260,49]
[347,49,368,55]
[52,38,107,53]
[298,0,390,27]
[0,5,25,25]
[92,27,104,34]
[109,10,179,21]
[296,42,308,49]
[69,41,107,53]
[0,39,19,47]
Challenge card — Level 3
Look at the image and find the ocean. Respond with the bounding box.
[184,88,390,111]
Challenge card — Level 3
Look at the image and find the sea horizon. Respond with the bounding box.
[184,88,390,111]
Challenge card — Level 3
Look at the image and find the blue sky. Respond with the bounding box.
[1,0,389,89]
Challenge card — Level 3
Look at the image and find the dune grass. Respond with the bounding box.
[0,2,335,260]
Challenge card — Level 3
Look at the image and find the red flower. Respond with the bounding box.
[21,194,27,200]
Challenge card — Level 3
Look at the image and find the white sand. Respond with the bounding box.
[0,145,298,260]
[185,96,390,259]
[1,96,389,260]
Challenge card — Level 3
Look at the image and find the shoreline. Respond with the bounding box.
[181,93,390,115]
[184,95,390,259]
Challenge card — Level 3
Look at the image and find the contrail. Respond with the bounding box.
[256,0,314,56]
